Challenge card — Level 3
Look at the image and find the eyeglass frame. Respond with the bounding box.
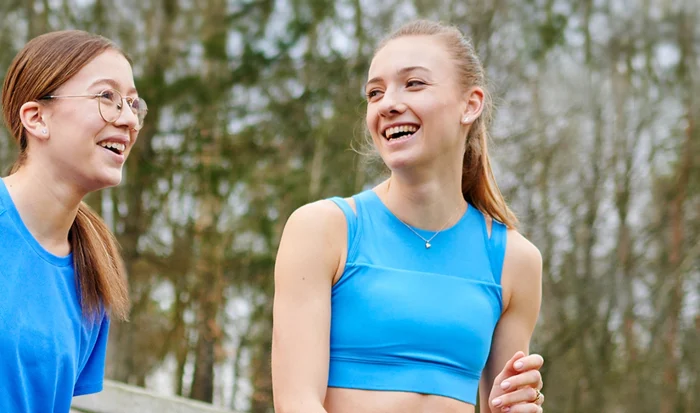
[39,88,148,130]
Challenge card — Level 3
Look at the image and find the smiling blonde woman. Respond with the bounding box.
[272,20,545,413]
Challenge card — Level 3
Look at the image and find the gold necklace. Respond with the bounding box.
[394,204,465,249]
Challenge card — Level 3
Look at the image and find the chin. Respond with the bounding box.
[380,151,423,171]
[89,171,123,191]
[103,174,123,188]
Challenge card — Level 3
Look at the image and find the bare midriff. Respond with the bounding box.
[324,387,476,413]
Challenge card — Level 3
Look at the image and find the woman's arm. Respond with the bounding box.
[479,230,544,412]
[271,200,348,413]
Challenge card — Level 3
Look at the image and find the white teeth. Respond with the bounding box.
[385,125,418,139]
[99,142,126,152]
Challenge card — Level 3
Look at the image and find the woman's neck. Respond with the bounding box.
[3,166,84,256]
[378,166,467,231]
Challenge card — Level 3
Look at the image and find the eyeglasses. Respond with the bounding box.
[41,88,148,130]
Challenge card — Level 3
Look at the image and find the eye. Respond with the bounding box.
[100,90,115,100]
[406,79,426,88]
[99,89,123,109]
[366,89,383,100]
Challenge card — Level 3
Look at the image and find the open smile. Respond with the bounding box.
[98,141,126,155]
[382,124,421,141]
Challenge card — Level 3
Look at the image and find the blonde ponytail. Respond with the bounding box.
[463,117,518,228]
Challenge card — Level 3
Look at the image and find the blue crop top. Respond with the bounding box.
[327,190,506,405]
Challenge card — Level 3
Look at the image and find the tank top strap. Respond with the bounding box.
[328,196,360,258]
[486,220,508,285]
[352,189,379,207]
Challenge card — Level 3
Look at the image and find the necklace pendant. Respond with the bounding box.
[425,242,431,249]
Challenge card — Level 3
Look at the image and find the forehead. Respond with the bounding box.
[60,49,136,94]
[368,35,452,80]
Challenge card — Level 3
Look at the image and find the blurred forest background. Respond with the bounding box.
[1,1,699,412]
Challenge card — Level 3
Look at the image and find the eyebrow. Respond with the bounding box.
[90,78,138,96]
[364,66,432,89]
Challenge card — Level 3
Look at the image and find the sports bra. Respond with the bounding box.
[327,189,506,405]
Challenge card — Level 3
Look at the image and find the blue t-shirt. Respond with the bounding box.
[0,178,110,413]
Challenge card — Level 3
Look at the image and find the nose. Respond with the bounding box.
[377,88,407,118]
[113,100,140,131]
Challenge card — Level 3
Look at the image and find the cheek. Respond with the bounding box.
[429,98,460,124]
[56,105,105,135]
[365,107,378,134]
[419,102,462,141]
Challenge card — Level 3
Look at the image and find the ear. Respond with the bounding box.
[19,101,50,141]
[460,86,485,125]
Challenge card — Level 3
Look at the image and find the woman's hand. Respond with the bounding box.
[489,351,544,412]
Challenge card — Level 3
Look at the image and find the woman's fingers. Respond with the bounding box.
[499,369,543,391]
[497,353,544,386]
[492,352,546,412]
[502,401,544,413]
[512,353,544,373]
[492,387,544,409]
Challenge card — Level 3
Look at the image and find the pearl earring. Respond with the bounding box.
[42,129,48,135]
[462,116,470,124]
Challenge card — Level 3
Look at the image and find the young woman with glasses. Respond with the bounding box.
[0,30,146,412]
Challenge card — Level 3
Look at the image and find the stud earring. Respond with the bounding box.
[42,129,48,135]
[462,116,470,124]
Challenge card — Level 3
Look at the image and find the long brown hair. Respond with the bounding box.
[2,30,130,321]
[374,20,518,228]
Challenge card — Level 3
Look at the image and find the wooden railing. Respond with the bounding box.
[70,380,238,413]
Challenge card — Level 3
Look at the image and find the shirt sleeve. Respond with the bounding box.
[73,315,110,396]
